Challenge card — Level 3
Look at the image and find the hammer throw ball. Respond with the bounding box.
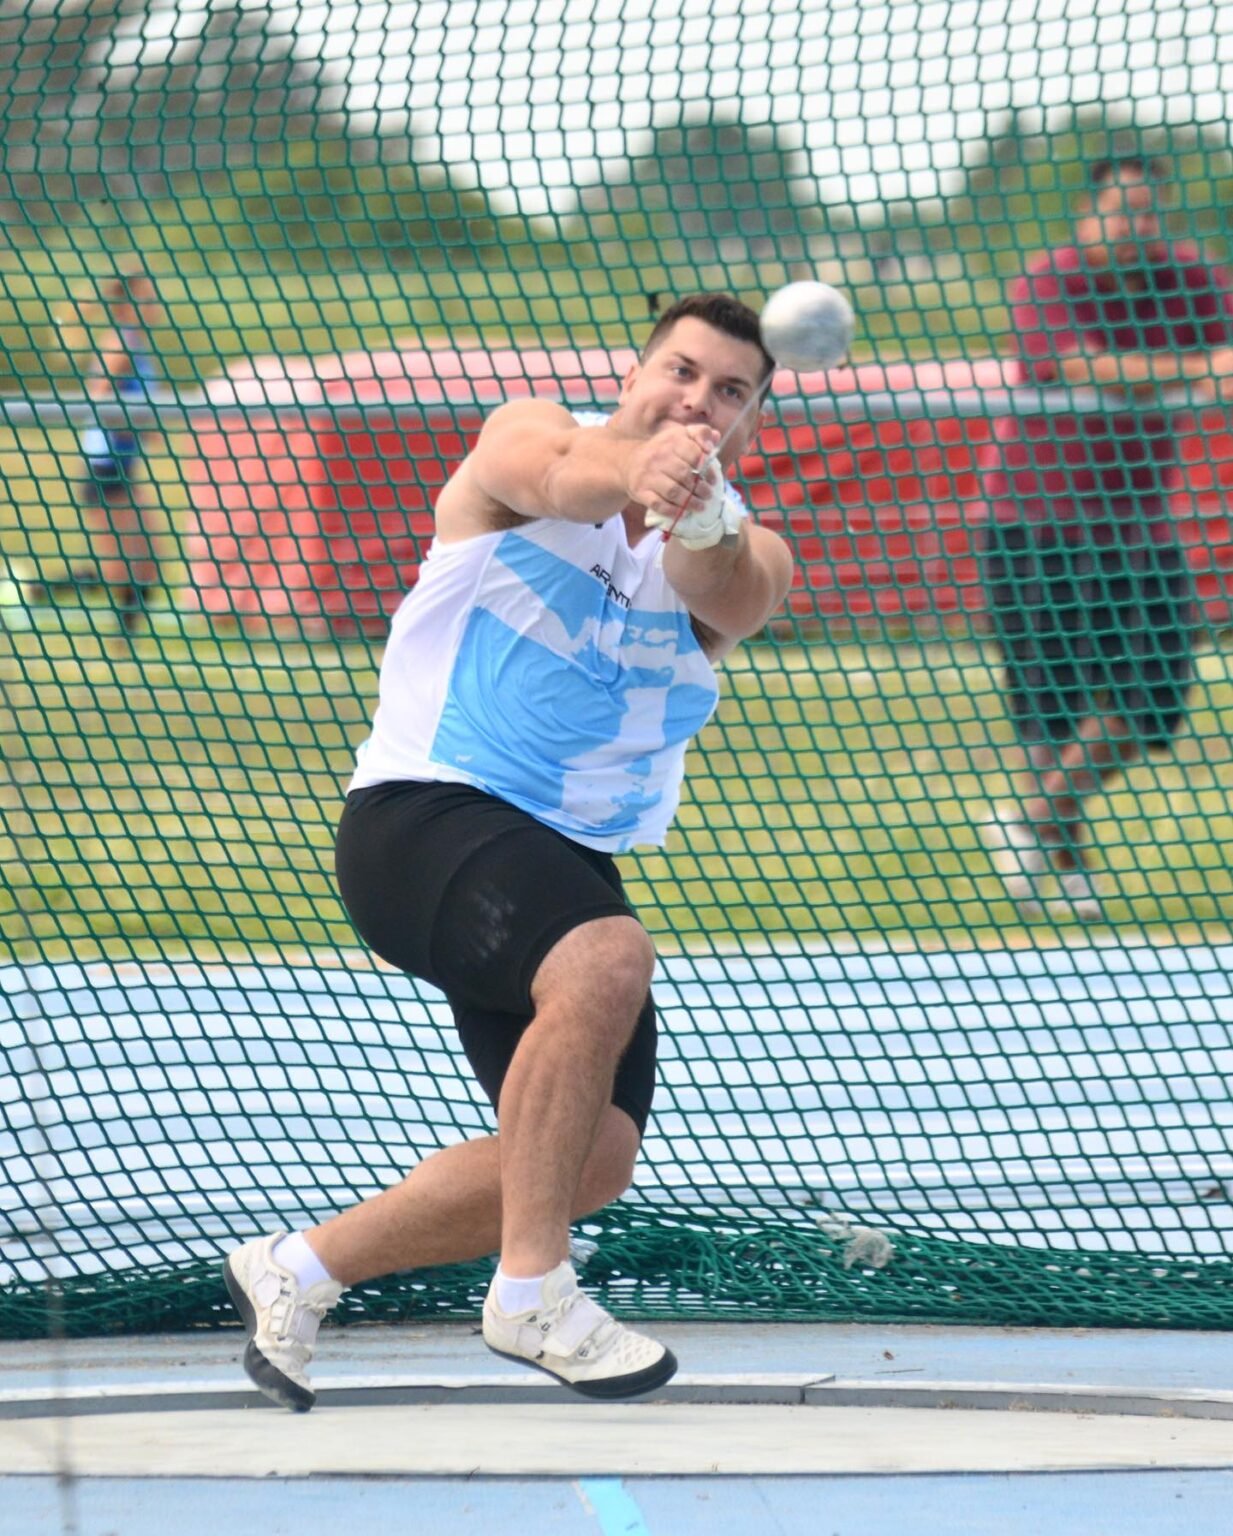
[759,281,855,371]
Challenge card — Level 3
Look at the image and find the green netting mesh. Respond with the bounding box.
[4,1,1233,1340]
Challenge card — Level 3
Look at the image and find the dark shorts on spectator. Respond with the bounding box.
[982,512,1197,747]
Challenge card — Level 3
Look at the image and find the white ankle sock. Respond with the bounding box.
[495,1266,550,1314]
[272,1231,335,1291]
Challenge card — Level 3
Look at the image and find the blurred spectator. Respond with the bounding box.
[980,157,1233,921]
[32,270,167,631]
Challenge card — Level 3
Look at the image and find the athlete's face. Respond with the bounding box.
[618,317,768,469]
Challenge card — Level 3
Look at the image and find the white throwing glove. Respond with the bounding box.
[644,457,747,551]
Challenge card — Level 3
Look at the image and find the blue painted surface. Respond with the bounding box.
[636,1470,1233,1534]
[4,1470,1232,1536]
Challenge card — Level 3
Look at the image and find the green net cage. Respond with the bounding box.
[3,0,1233,1340]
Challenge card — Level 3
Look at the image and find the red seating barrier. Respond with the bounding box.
[181,349,1233,635]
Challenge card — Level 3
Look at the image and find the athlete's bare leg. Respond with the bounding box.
[1022,712,1140,872]
[308,914,652,1285]
[308,1103,640,1286]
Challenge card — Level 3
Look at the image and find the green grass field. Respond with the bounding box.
[0,243,999,401]
[5,587,1233,965]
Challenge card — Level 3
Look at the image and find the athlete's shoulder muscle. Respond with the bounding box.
[436,400,580,543]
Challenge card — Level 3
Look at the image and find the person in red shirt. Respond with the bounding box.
[980,157,1233,921]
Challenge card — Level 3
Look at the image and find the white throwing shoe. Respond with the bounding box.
[979,806,1047,916]
[223,1232,343,1412]
[483,1261,677,1400]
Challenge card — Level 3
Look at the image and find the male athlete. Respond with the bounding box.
[224,294,795,1405]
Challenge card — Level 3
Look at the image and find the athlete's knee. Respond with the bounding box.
[598,920,656,1013]
[533,914,655,1025]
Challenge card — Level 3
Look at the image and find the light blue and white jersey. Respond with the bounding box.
[349,417,734,851]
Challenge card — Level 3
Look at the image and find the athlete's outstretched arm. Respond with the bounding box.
[467,399,719,525]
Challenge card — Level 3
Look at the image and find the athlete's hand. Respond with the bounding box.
[625,423,721,522]
[644,456,747,551]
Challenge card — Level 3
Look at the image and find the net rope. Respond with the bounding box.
[3,0,1233,1337]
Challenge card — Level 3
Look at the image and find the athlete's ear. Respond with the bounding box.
[619,360,641,403]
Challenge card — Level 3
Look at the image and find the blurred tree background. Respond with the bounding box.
[2,1,1233,393]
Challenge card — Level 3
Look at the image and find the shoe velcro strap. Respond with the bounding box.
[269,1298,323,1346]
[548,1294,609,1354]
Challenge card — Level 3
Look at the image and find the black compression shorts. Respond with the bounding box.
[334,779,657,1136]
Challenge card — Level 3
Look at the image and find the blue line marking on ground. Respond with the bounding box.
[579,1477,653,1535]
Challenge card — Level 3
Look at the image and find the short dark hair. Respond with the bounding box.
[642,292,776,394]
[1089,156,1167,188]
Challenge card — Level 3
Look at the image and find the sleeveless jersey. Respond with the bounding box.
[348,415,735,851]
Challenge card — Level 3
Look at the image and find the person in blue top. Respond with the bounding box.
[34,271,165,631]
[222,292,797,1408]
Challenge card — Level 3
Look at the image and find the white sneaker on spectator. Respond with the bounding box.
[483,1260,677,1400]
[1056,868,1104,924]
[979,806,1047,916]
[223,1232,343,1412]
